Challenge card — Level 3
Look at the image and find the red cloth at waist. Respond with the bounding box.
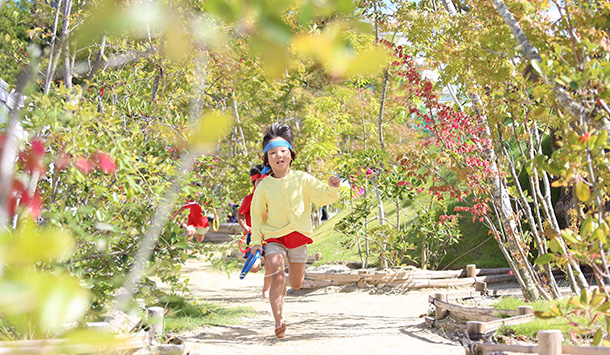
[265,231,312,249]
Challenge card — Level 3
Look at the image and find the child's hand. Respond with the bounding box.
[328,176,340,187]
[251,244,262,255]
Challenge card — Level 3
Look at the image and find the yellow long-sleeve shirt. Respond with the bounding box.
[250,169,340,246]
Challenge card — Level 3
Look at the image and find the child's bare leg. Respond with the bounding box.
[195,233,205,243]
[262,257,271,299]
[266,253,286,332]
[186,230,195,242]
[185,230,195,255]
[287,262,306,290]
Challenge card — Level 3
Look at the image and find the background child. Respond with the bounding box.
[250,123,340,338]
[237,164,271,298]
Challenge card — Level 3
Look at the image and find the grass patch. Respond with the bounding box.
[493,297,574,340]
[311,195,502,270]
[310,206,360,265]
[160,294,256,333]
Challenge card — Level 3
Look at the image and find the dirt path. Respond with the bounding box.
[176,258,467,355]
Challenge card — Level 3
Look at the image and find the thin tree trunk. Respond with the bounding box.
[44,0,64,94]
[357,87,367,149]
[496,123,561,298]
[377,69,388,150]
[62,0,73,89]
[469,93,543,300]
[439,0,457,16]
[491,0,608,131]
[231,95,248,156]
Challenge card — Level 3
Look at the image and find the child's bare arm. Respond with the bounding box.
[237,213,250,233]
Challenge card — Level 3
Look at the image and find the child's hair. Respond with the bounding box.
[262,123,297,166]
[250,164,264,177]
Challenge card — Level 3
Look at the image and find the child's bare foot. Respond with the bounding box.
[262,289,270,299]
[274,321,286,338]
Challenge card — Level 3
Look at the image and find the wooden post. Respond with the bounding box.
[466,321,486,340]
[434,293,448,320]
[147,306,164,338]
[466,264,477,278]
[537,329,562,355]
[518,306,533,316]
[475,281,487,292]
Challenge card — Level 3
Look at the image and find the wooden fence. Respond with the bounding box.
[468,330,610,355]
[0,306,180,354]
[428,294,610,355]
[301,263,516,290]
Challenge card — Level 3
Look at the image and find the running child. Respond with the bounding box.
[249,123,341,338]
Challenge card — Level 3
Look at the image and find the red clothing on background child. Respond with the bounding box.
[178,200,209,228]
[238,193,254,228]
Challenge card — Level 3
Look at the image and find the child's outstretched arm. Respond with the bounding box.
[307,173,341,207]
[328,176,340,187]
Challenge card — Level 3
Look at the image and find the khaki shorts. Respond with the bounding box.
[264,242,308,264]
[187,225,208,235]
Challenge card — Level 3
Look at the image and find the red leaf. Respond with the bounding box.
[75,157,94,175]
[31,139,45,156]
[94,151,116,174]
[55,154,72,170]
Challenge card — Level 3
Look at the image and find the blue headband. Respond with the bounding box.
[263,140,293,154]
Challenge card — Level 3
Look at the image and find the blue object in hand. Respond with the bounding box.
[240,249,261,280]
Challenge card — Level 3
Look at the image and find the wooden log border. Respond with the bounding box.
[0,306,176,354]
[428,295,519,322]
[468,330,610,355]
[302,270,516,289]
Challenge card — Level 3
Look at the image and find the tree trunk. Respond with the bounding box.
[470,93,543,300]
[62,0,73,89]
[43,0,64,94]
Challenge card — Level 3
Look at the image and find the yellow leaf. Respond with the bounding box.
[189,110,233,151]
[532,107,548,119]
[551,179,565,187]
[344,46,391,76]
[5,33,10,42]
[0,219,75,265]
[576,181,591,202]
[162,16,191,63]
[250,37,290,79]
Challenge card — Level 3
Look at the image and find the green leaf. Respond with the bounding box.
[593,227,607,244]
[581,288,592,306]
[549,238,561,253]
[205,0,237,23]
[535,253,554,265]
[580,216,595,238]
[530,59,542,75]
[593,328,603,346]
[561,229,579,244]
[593,130,608,151]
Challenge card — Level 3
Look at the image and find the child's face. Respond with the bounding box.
[266,138,292,175]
